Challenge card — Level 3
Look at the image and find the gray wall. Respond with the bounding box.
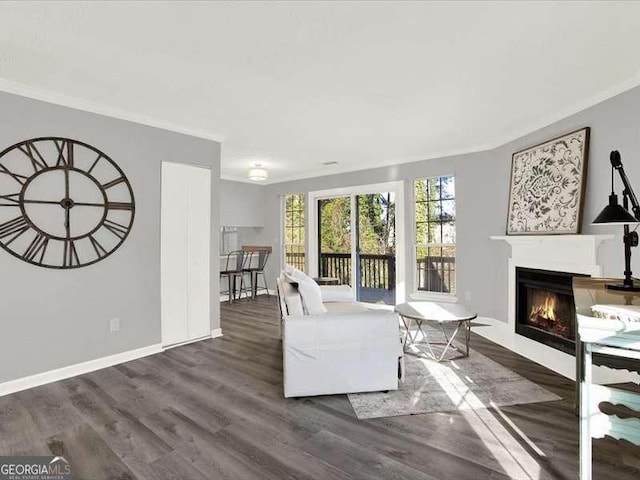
[236,227,269,249]
[264,85,640,323]
[263,149,505,320]
[220,179,266,227]
[0,92,221,384]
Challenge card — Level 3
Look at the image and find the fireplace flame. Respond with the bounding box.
[529,294,556,322]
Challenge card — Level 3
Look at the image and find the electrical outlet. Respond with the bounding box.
[464,291,472,301]
[110,318,120,332]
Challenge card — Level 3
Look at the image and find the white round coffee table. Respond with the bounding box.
[395,301,477,361]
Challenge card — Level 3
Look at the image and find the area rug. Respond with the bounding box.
[348,342,562,420]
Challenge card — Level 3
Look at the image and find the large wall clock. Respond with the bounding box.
[0,137,135,269]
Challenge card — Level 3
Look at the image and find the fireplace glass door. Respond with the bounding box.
[524,287,574,341]
[515,267,588,355]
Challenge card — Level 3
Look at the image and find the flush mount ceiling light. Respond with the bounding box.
[248,164,268,181]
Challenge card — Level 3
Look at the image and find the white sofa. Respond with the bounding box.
[277,275,403,398]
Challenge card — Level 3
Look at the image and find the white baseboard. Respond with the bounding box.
[211,328,223,338]
[0,343,163,398]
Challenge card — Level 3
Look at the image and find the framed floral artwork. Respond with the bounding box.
[507,127,590,235]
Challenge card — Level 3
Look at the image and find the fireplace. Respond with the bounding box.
[515,267,588,355]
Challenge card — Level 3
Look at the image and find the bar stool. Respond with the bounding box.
[238,250,257,299]
[220,250,245,303]
[242,246,271,299]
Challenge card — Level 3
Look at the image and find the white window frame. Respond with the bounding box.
[220,226,238,254]
[410,174,457,302]
[281,193,307,272]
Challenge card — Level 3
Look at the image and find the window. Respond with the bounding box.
[220,226,238,254]
[283,193,306,272]
[414,175,456,295]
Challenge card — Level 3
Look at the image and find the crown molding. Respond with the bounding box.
[220,143,491,186]
[0,78,226,143]
[250,74,640,185]
[2,73,640,185]
[487,73,640,151]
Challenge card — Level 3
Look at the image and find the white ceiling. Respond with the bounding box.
[1,1,640,184]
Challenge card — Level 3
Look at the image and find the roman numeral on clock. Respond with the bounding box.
[0,163,28,185]
[18,142,49,172]
[0,216,30,244]
[63,239,80,267]
[87,154,103,174]
[107,201,134,211]
[103,177,126,190]
[89,235,108,259]
[54,139,74,168]
[103,219,129,239]
[23,233,49,263]
[0,193,20,207]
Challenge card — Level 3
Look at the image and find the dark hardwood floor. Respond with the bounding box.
[1,295,639,479]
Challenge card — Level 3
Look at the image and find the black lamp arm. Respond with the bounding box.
[610,150,640,220]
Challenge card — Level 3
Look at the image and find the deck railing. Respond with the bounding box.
[416,256,455,294]
[358,253,396,290]
[284,250,306,272]
[319,252,352,286]
[286,252,395,290]
[285,252,454,293]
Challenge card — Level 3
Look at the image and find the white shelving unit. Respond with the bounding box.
[578,313,640,479]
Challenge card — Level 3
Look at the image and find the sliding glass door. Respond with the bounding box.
[318,196,352,286]
[356,193,396,304]
[317,192,396,305]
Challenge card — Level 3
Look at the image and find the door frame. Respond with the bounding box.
[316,195,354,288]
[307,181,405,304]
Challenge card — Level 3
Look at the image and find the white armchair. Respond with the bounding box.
[277,276,402,398]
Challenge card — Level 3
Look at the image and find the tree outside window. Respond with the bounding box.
[284,193,306,272]
[414,175,456,294]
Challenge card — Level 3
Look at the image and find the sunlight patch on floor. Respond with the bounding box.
[490,402,547,458]
[417,356,544,480]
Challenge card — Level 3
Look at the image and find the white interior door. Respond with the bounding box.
[161,162,211,347]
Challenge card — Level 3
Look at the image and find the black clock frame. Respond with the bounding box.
[0,137,135,269]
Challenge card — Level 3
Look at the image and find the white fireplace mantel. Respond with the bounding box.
[490,234,613,267]
[478,234,633,383]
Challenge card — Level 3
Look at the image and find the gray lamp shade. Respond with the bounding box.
[592,193,639,225]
